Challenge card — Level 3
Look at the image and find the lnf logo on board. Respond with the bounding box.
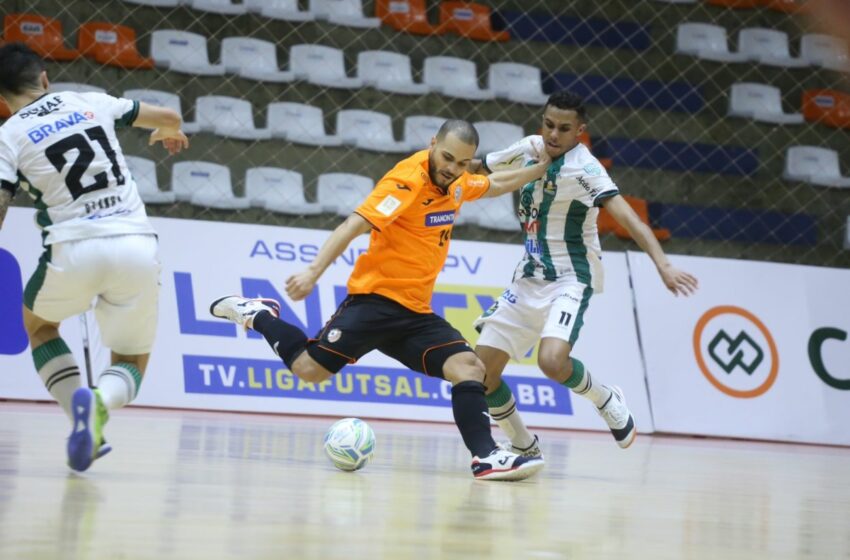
[692,306,779,399]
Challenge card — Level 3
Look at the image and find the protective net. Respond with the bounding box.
[3,0,849,267]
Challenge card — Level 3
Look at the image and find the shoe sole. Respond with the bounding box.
[67,388,95,472]
[209,296,281,322]
[474,458,545,481]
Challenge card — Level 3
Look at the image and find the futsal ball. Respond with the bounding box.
[323,417,376,472]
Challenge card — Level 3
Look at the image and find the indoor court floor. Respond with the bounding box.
[0,402,847,560]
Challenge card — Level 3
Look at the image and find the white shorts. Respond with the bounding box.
[473,277,593,360]
[24,234,160,355]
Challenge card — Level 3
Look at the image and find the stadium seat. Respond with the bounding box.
[487,62,548,105]
[598,196,671,241]
[0,99,10,119]
[317,173,375,216]
[738,28,809,68]
[311,0,380,28]
[501,11,651,51]
[150,30,225,76]
[802,89,850,129]
[49,82,107,94]
[4,14,80,61]
[356,51,430,95]
[577,131,613,170]
[727,83,804,125]
[78,22,153,70]
[221,37,295,83]
[171,161,250,209]
[473,121,524,158]
[123,88,201,134]
[266,102,343,146]
[845,217,850,250]
[605,137,758,176]
[186,0,247,15]
[762,0,811,14]
[290,44,364,89]
[376,0,439,35]
[245,168,323,215]
[438,2,509,42]
[336,110,411,153]
[675,23,747,63]
[403,115,445,151]
[125,155,175,205]
[423,56,494,100]
[123,0,180,6]
[186,96,271,141]
[464,195,520,231]
[783,146,850,187]
[651,0,698,3]
[245,0,315,21]
[801,33,850,71]
[706,0,761,7]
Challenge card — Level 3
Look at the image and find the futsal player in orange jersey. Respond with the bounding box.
[211,120,551,480]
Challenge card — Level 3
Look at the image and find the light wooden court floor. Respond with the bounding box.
[0,402,848,560]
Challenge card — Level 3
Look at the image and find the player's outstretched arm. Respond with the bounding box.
[0,189,12,230]
[286,213,373,301]
[603,194,698,297]
[483,151,551,198]
[133,102,189,156]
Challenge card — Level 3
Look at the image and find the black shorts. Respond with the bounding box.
[305,294,472,379]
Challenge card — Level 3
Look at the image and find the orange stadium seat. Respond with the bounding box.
[3,14,80,61]
[578,130,613,170]
[375,0,439,35]
[802,89,850,129]
[78,22,154,69]
[761,0,811,13]
[706,0,762,8]
[438,2,509,42]
[598,196,671,241]
[0,98,11,119]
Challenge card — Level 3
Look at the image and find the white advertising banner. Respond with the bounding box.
[629,251,850,446]
[1,208,652,432]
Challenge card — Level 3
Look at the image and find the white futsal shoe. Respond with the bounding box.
[597,385,636,449]
[472,447,544,481]
[209,295,281,330]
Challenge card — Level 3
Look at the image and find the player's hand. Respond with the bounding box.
[286,269,319,301]
[659,264,699,296]
[149,129,189,155]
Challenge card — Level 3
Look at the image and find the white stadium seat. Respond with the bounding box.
[310,0,380,28]
[244,0,315,21]
[186,0,247,14]
[150,30,225,76]
[738,28,808,68]
[463,195,520,232]
[727,83,804,125]
[404,115,444,151]
[357,51,430,95]
[801,33,850,72]
[245,167,322,215]
[783,146,850,188]
[266,102,343,147]
[185,96,271,141]
[125,155,176,205]
[675,23,747,63]
[336,110,411,153]
[290,45,364,89]
[221,37,295,83]
[487,62,549,105]
[423,56,495,101]
[123,89,200,134]
[49,82,106,94]
[172,161,250,209]
[317,173,374,216]
[473,121,525,158]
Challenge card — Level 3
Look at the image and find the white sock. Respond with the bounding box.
[486,383,536,451]
[32,338,81,421]
[572,369,612,408]
[97,363,142,410]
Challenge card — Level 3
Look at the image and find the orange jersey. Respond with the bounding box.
[349,150,490,313]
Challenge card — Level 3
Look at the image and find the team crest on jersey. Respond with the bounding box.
[543,178,557,196]
[583,163,603,177]
[454,185,462,201]
[327,329,342,343]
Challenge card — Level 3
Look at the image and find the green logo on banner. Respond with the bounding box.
[707,330,764,375]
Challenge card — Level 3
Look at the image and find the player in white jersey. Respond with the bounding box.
[0,43,189,471]
[470,91,698,458]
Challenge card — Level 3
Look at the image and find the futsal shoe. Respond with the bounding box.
[512,434,544,460]
[597,385,636,449]
[67,388,109,472]
[209,295,281,330]
[471,447,545,481]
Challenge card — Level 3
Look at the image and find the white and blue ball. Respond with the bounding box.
[323,418,375,471]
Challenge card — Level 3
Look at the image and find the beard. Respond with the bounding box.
[428,153,457,192]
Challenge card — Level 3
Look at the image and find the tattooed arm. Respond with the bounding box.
[0,188,13,230]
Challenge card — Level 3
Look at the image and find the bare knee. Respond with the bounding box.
[537,348,572,383]
[22,307,59,348]
[291,352,332,384]
[443,352,486,385]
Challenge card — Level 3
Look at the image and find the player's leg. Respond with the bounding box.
[23,307,80,420]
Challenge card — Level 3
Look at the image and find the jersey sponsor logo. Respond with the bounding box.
[395,183,411,191]
[26,111,93,144]
[422,198,434,206]
[524,220,540,234]
[19,95,63,119]
[525,238,541,254]
[425,211,455,227]
[500,289,518,304]
[376,194,402,216]
[576,175,601,198]
[583,163,603,177]
[467,176,487,189]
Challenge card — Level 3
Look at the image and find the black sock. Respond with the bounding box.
[451,381,497,458]
[252,311,308,369]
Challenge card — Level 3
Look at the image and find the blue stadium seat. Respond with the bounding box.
[606,138,759,176]
[546,73,704,114]
[501,10,651,51]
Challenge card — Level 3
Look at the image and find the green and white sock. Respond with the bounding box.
[97,363,143,410]
[485,381,536,451]
[32,338,81,420]
[563,357,611,408]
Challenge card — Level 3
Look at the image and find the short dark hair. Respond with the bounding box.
[0,43,45,98]
[544,91,587,122]
[435,119,479,147]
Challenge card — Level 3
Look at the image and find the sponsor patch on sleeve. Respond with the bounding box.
[376,194,402,216]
